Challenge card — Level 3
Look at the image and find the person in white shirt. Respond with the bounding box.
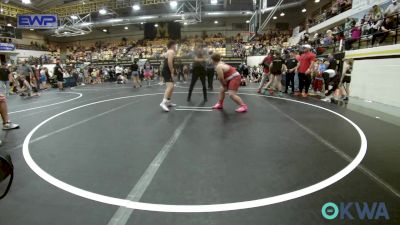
[321,69,339,102]
[115,65,123,77]
[385,0,400,17]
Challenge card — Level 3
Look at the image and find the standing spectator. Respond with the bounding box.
[54,59,64,91]
[340,59,353,101]
[131,61,141,88]
[39,66,47,90]
[0,63,10,96]
[345,22,362,50]
[0,93,19,133]
[257,52,274,93]
[284,50,299,94]
[296,45,316,97]
[18,60,33,85]
[115,64,123,78]
[262,53,286,96]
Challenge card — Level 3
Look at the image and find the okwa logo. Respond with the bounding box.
[322,202,390,220]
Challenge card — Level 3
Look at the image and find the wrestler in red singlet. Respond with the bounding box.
[210,53,248,113]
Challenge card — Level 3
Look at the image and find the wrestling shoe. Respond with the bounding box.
[212,102,223,110]
[235,105,248,113]
[167,102,177,107]
[321,96,332,102]
[160,102,170,112]
[263,89,273,96]
[302,92,308,98]
[3,122,20,130]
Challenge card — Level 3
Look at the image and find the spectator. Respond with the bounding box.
[296,44,316,98]
[345,22,362,50]
[372,5,384,22]
[371,16,396,46]
[323,30,334,46]
[384,0,400,17]
[284,50,299,94]
[0,63,10,96]
[257,52,274,93]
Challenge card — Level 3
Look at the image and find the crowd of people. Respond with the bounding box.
[236,44,351,103]
[308,0,352,27]
[232,31,291,58]
[300,0,400,53]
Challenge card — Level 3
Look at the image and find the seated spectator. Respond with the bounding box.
[372,5,384,22]
[384,0,400,17]
[371,16,397,46]
[345,22,362,50]
[323,30,334,46]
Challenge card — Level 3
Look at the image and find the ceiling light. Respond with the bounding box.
[102,29,107,32]
[30,28,34,31]
[184,22,188,25]
[80,22,93,26]
[99,8,107,15]
[109,19,123,22]
[273,16,277,20]
[154,24,159,27]
[71,15,78,20]
[211,0,218,4]
[22,0,31,4]
[132,4,140,10]
[280,12,285,16]
[315,0,320,2]
[214,20,218,24]
[124,26,129,30]
[246,20,250,23]
[302,8,307,13]
[0,8,3,13]
[6,23,12,27]
[140,22,144,24]
[169,1,178,8]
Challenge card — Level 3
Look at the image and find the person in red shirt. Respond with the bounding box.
[211,53,248,113]
[257,52,274,93]
[296,44,316,97]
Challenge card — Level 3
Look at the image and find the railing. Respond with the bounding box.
[15,44,50,51]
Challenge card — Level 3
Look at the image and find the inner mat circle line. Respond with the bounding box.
[9,92,83,114]
[22,92,368,213]
[108,111,195,225]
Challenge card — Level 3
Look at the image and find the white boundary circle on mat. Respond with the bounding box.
[71,83,161,91]
[174,85,258,90]
[22,92,368,213]
[9,92,83,114]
